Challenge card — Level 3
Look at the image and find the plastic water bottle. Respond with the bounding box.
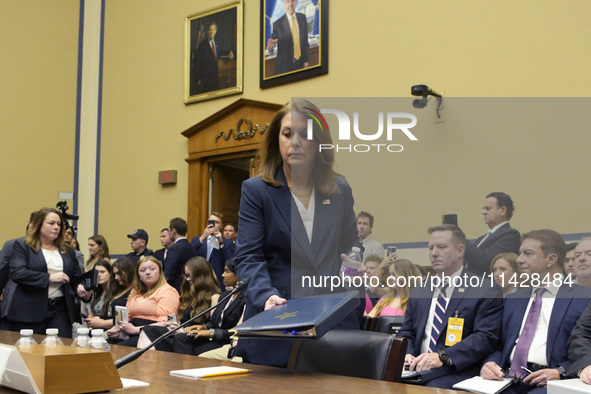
[88,329,110,351]
[71,328,90,348]
[340,246,362,278]
[40,328,64,346]
[15,329,37,347]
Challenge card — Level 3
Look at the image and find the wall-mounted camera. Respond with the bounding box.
[411,84,443,117]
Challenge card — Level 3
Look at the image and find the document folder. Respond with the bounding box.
[235,291,359,339]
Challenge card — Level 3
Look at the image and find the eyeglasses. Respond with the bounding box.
[502,367,531,382]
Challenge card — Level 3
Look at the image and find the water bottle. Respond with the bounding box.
[88,329,110,351]
[340,246,362,278]
[15,329,37,348]
[40,328,64,346]
[71,328,90,348]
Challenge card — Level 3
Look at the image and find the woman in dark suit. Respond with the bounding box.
[1,207,83,338]
[234,99,359,367]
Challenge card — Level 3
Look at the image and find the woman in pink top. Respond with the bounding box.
[368,259,422,318]
[107,255,179,345]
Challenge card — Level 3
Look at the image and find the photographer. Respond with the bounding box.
[191,212,233,293]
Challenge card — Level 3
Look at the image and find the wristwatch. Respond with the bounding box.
[556,366,567,379]
[437,349,452,366]
[208,328,215,341]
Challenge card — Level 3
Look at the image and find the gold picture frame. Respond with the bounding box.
[185,0,243,104]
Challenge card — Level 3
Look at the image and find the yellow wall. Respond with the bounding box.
[0,1,79,240]
[3,0,591,259]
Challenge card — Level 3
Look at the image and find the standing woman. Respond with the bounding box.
[86,235,110,272]
[1,208,83,337]
[234,100,359,367]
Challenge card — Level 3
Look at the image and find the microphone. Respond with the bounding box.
[114,279,249,369]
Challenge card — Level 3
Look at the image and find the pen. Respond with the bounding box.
[201,369,253,378]
[521,366,533,375]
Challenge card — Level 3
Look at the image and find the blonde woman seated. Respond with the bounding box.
[368,259,422,318]
[106,256,179,346]
[490,252,521,297]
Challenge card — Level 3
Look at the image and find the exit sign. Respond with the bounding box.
[159,170,177,185]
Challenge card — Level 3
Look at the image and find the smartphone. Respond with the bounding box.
[442,214,458,226]
[167,314,178,323]
[387,246,397,256]
[207,219,216,228]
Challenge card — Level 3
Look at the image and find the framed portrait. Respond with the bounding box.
[185,0,243,104]
[260,0,328,89]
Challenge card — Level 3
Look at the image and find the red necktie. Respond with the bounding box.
[211,41,217,59]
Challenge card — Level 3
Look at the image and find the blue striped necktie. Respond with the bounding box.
[429,282,449,353]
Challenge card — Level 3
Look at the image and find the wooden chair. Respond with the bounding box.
[287,330,408,382]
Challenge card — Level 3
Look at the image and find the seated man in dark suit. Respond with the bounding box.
[464,192,521,274]
[566,238,591,382]
[398,224,503,389]
[191,212,233,292]
[481,229,591,393]
[164,218,197,293]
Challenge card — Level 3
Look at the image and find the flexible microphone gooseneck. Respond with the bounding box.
[114,279,249,369]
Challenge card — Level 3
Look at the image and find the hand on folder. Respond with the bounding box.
[265,295,286,310]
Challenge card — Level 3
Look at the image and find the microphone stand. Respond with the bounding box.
[114,279,248,369]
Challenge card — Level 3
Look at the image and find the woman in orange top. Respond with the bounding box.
[107,255,179,346]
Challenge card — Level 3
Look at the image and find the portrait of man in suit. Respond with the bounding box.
[265,0,310,77]
[186,4,240,102]
[192,21,234,95]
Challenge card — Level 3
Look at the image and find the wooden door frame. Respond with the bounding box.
[182,99,282,239]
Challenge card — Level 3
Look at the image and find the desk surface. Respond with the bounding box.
[0,330,464,393]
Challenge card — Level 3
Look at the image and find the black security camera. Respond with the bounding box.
[411,84,441,98]
[411,84,443,117]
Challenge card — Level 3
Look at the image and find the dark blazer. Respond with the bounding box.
[484,284,591,372]
[234,168,358,367]
[194,38,219,93]
[164,239,197,293]
[398,270,504,372]
[1,238,82,324]
[0,237,23,297]
[271,12,309,75]
[191,236,233,293]
[205,290,246,342]
[152,248,166,266]
[567,300,591,377]
[464,223,521,275]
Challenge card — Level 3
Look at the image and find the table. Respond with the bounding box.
[0,331,464,393]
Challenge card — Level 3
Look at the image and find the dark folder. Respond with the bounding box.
[235,291,359,339]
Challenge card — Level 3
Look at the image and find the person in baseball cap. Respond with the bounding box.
[126,229,152,264]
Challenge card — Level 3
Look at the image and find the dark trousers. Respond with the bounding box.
[5,299,72,338]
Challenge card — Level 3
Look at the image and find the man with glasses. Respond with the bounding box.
[480,230,591,393]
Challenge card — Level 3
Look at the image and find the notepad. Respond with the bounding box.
[452,376,512,394]
[170,366,252,380]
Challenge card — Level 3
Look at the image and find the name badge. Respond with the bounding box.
[445,317,464,346]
